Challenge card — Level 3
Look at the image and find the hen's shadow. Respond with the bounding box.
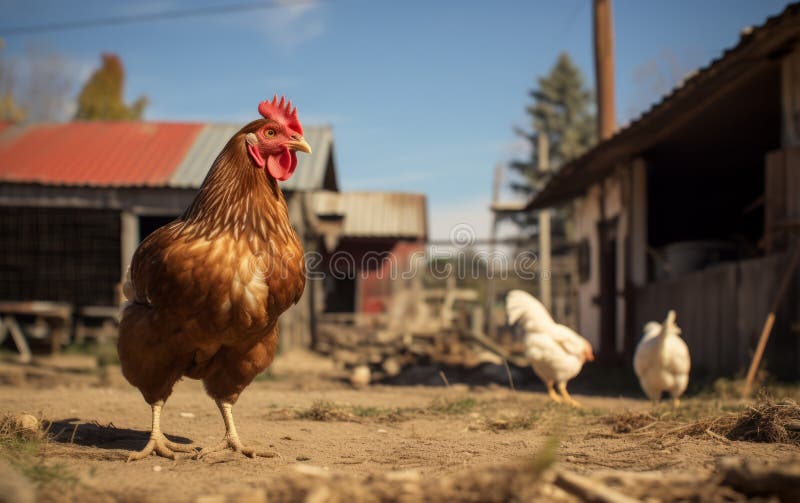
[47,418,193,451]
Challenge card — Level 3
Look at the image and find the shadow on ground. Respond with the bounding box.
[378,361,645,398]
[46,418,193,452]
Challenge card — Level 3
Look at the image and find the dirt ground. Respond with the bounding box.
[0,350,799,502]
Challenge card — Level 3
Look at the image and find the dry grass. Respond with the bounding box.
[671,398,800,445]
[295,401,357,422]
[483,412,540,432]
[292,397,484,423]
[426,397,478,415]
[603,411,657,434]
[0,413,75,485]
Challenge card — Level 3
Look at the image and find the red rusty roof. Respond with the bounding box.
[0,122,13,135]
[0,122,203,186]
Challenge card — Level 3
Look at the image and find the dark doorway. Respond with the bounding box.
[324,276,356,313]
[598,218,618,361]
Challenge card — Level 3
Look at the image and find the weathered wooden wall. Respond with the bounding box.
[635,252,797,379]
[765,148,800,251]
[0,207,121,306]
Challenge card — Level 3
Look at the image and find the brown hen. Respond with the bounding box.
[118,96,310,460]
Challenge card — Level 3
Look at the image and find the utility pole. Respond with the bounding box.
[593,0,616,140]
[537,132,552,312]
[487,164,503,340]
[594,0,617,361]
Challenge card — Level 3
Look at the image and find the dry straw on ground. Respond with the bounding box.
[603,411,657,434]
[672,399,800,445]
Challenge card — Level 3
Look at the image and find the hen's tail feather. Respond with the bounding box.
[658,310,679,339]
[505,290,556,333]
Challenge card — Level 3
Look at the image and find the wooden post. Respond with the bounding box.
[487,164,503,339]
[742,244,800,397]
[120,210,139,301]
[594,0,617,360]
[593,0,616,140]
[538,133,552,313]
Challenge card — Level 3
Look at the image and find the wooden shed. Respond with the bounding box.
[526,4,800,379]
[0,120,338,350]
[309,191,427,314]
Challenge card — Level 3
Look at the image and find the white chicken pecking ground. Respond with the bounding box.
[633,310,691,408]
[505,290,594,407]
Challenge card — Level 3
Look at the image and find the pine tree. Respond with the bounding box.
[74,53,147,121]
[509,53,596,240]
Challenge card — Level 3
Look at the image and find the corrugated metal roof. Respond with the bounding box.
[0,122,202,187]
[170,124,336,191]
[0,121,337,191]
[527,2,800,210]
[169,123,241,187]
[311,191,427,239]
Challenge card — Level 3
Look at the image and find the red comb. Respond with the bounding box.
[258,95,303,135]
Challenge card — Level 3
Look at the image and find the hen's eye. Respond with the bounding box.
[265,129,276,137]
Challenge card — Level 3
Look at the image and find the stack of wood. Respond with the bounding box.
[314,283,527,381]
[315,323,517,377]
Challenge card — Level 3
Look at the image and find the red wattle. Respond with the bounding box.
[267,148,297,181]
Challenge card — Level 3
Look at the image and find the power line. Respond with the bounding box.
[0,0,320,37]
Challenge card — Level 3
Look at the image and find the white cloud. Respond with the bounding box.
[260,0,325,48]
[429,196,494,241]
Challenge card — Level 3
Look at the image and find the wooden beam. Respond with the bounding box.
[120,210,139,291]
[487,164,503,340]
[537,133,552,312]
[3,316,32,364]
[593,0,616,140]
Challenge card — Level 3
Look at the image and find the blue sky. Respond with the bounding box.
[0,0,793,239]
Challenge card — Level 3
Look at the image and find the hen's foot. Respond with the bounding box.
[127,433,194,462]
[558,383,582,408]
[196,401,277,460]
[546,382,563,403]
[672,397,681,408]
[195,433,279,459]
[127,401,195,462]
[195,433,258,459]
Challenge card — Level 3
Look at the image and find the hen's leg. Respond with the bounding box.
[127,401,195,462]
[546,381,562,403]
[557,382,581,408]
[196,401,260,459]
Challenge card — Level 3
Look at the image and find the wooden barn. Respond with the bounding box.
[525,4,800,379]
[309,191,427,316]
[0,120,426,352]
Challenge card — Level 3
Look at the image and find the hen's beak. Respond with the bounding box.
[287,137,312,154]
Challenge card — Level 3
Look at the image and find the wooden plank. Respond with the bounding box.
[3,316,32,363]
[781,49,800,147]
[635,254,792,378]
[765,150,787,252]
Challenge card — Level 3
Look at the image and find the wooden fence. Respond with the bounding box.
[635,252,798,379]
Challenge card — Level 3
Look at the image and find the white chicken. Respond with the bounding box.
[633,310,690,407]
[506,290,594,407]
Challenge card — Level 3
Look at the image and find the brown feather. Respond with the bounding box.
[118,120,305,405]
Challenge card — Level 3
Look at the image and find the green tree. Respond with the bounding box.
[509,53,596,240]
[0,93,26,122]
[74,53,147,121]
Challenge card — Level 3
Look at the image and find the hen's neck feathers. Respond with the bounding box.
[181,135,292,244]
